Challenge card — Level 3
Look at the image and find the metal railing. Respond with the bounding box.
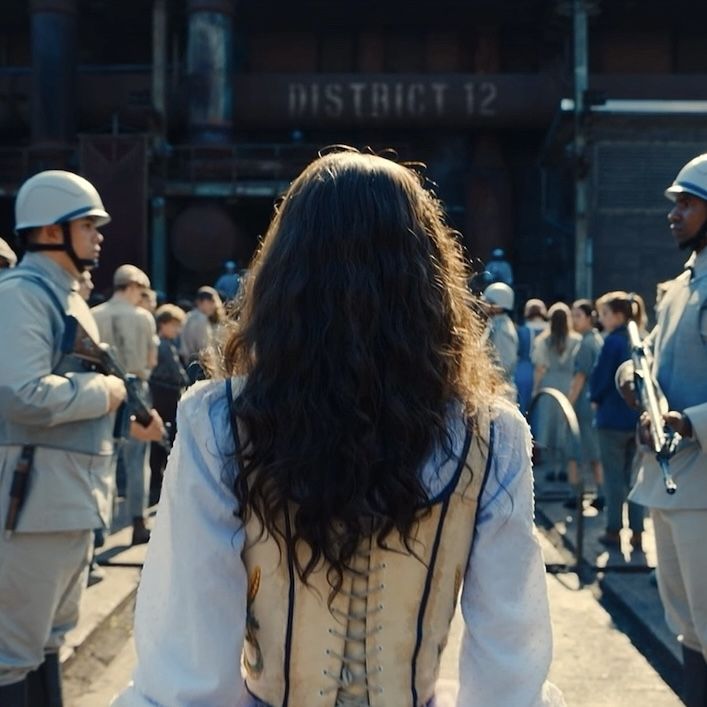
[161,143,322,185]
[529,387,587,582]
[531,387,654,586]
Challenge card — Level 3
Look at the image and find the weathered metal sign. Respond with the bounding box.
[233,74,559,128]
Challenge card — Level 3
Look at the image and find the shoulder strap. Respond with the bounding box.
[2,271,68,322]
[1,272,68,342]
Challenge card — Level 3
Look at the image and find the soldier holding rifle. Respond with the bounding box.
[619,155,707,706]
[0,171,163,706]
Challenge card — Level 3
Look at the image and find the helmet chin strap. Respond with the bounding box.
[23,224,96,272]
[60,223,98,272]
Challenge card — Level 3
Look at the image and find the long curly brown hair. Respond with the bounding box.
[221,148,502,595]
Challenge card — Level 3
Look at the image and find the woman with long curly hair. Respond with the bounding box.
[115,150,563,707]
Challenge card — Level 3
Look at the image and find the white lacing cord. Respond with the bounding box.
[331,603,383,622]
[318,545,388,704]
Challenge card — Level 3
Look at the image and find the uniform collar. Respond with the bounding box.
[685,247,707,280]
[20,252,79,293]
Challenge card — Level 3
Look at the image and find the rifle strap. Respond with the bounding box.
[1,272,68,337]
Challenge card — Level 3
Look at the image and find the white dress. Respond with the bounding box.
[113,380,565,707]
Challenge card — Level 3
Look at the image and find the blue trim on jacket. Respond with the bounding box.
[589,325,639,431]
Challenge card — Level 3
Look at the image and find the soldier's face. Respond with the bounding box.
[668,194,707,248]
[69,217,103,263]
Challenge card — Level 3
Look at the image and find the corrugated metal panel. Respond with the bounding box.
[79,135,148,293]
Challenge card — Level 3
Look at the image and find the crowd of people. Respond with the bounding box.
[480,151,707,707]
[0,148,705,706]
[483,284,647,547]
[90,269,232,549]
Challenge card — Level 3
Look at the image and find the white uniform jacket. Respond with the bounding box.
[630,248,707,510]
[0,253,115,532]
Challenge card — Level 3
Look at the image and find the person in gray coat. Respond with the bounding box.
[0,171,163,706]
[621,154,707,706]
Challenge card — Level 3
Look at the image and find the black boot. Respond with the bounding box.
[0,680,27,707]
[683,646,707,707]
[26,653,63,707]
[131,516,151,546]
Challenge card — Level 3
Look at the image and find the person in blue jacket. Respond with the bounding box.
[590,291,643,549]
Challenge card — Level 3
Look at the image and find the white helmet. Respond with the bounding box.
[665,153,707,202]
[15,170,110,232]
[483,282,514,311]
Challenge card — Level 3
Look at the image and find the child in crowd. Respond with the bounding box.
[590,292,643,550]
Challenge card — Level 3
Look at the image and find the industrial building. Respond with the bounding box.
[1,0,707,306]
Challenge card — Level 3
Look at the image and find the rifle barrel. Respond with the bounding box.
[627,320,678,495]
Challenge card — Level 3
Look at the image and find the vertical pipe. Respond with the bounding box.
[152,0,168,137]
[573,0,591,298]
[30,0,77,146]
[186,0,235,143]
[151,196,167,294]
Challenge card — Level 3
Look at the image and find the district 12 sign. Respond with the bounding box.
[233,74,557,128]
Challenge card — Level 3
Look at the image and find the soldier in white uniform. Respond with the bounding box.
[482,282,519,399]
[625,154,707,706]
[0,171,162,706]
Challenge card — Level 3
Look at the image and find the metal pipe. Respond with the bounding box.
[573,0,591,298]
[186,0,235,143]
[151,196,167,294]
[30,0,77,146]
[152,0,168,137]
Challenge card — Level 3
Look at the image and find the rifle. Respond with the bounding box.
[627,320,678,494]
[62,315,171,452]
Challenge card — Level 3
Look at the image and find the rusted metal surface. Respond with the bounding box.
[186,0,235,142]
[30,0,77,145]
[79,135,149,292]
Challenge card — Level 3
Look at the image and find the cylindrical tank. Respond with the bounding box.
[30,0,77,146]
[186,0,235,143]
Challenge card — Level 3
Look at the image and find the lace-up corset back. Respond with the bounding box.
[232,383,492,707]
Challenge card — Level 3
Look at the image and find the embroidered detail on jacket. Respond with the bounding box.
[244,567,264,677]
